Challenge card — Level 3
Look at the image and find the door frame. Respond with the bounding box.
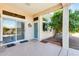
[33,21,39,40]
[1,15,26,45]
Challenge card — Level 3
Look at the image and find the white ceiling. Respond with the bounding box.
[4,3,58,15]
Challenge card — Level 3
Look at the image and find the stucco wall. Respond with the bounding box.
[25,18,33,40]
[39,16,54,41]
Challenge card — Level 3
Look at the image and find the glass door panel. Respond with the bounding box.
[3,18,17,44]
[0,19,1,44]
[34,23,38,39]
[17,22,25,40]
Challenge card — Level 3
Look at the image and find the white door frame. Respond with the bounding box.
[1,15,26,45]
[33,21,39,40]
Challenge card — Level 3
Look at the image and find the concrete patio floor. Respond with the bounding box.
[0,40,79,56]
[69,35,79,50]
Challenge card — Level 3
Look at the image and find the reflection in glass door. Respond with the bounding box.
[17,22,25,40]
[2,17,25,44]
[34,23,38,39]
[3,18,17,44]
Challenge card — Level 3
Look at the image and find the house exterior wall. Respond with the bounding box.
[32,16,54,41]
[0,4,34,41]
[25,18,33,40]
[39,16,54,41]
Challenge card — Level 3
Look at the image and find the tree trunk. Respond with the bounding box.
[53,30,57,38]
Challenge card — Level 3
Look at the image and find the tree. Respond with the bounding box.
[48,9,79,38]
[69,10,79,33]
[48,10,62,38]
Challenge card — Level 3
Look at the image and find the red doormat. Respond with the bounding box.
[40,38,62,46]
[40,40,48,43]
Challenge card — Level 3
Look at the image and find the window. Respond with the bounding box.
[43,23,48,31]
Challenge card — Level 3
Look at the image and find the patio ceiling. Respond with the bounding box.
[0,3,70,17]
[2,3,57,15]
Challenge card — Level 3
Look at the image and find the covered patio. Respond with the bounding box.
[0,40,79,56]
[0,3,78,56]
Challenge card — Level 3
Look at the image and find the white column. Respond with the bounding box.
[39,16,43,41]
[0,9,3,46]
[62,6,69,49]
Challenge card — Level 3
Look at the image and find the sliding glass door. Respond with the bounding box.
[3,18,17,44]
[17,21,25,40]
[2,17,25,44]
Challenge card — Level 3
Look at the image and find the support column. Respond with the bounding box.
[0,9,3,46]
[62,6,69,49]
[39,16,43,41]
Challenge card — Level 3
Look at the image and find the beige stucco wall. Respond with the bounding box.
[39,16,54,41]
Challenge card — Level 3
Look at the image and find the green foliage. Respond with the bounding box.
[43,17,48,22]
[48,9,79,33]
[49,10,62,33]
[69,10,79,33]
